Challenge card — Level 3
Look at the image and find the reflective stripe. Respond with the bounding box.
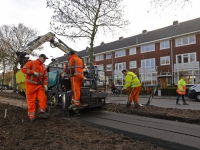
[28,112,35,117]
[25,79,40,84]
[26,60,47,84]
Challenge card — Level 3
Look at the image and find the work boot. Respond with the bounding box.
[183,102,189,105]
[38,112,49,119]
[126,101,131,108]
[134,102,140,109]
[30,118,36,122]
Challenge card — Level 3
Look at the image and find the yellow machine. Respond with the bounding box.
[16,70,26,91]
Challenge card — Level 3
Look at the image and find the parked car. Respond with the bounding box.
[187,84,200,101]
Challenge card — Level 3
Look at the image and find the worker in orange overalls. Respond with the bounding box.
[68,50,84,107]
[21,54,49,121]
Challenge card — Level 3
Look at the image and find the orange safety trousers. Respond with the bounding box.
[70,76,83,106]
[128,86,141,103]
[25,84,46,119]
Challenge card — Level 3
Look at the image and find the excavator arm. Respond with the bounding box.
[16,32,74,68]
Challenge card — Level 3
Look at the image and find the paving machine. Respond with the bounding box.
[15,32,107,116]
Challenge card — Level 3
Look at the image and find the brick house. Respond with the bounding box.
[50,17,200,88]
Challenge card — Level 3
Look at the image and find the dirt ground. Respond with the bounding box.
[0,91,199,149]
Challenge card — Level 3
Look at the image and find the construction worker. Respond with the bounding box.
[21,54,49,121]
[176,75,189,105]
[122,69,141,108]
[68,50,84,107]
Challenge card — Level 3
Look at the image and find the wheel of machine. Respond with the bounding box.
[195,93,200,102]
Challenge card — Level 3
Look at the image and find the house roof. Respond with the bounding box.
[77,17,200,57]
[48,17,200,65]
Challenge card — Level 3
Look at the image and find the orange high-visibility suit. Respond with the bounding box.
[21,59,48,119]
[68,54,84,106]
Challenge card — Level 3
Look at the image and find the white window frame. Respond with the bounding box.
[115,50,126,58]
[176,52,196,64]
[115,62,126,71]
[129,61,137,69]
[160,56,170,65]
[160,40,170,50]
[141,44,155,53]
[83,58,87,63]
[106,64,112,71]
[129,47,136,55]
[141,58,155,69]
[175,35,196,47]
[106,53,112,59]
[114,75,124,86]
[95,55,104,61]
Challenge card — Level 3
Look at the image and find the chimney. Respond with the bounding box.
[86,46,89,52]
[173,20,178,25]
[100,42,105,45]
[119,36,123,40]
[142,29,147,34]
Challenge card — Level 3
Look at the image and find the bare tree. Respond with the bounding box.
[46,0,129,66]
[0,23,40,91]
[150,0,192,10]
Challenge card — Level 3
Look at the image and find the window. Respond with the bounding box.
[95,55,104,61]
[141,58,155,69]
[106,64,112,71]
[129,61,137,68]
[176,52,196,64]
[141,44,155,53]
[160,41,170,50]
[114,75,124,86]
[115,62,126,71]
[83,58,87,63]
[106,53,111,59]
[115,50,125,58]
[139,72,157,85]
[160,56,170,65]
[175,35,196,47]
[129,48,136,55]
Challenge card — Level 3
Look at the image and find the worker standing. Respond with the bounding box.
[21,54,49,121]
[176,75,189,105]
[68,50,84,107]
[122,69,141,108]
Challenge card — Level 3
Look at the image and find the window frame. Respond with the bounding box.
[106,53,112,59]
[129,61,137,69]
[115,50,126,58]
[95,54,104,61]
[106,64,112,71]
[141,44,155,53]
[115,62,126,71]
[175,35,196,47]
[160,56,170,65]
[176,52,196,64]
[160,40,170,50]
[141,58,155,69]
[129,47,136,55]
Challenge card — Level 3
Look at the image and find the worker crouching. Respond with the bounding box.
[21,54,49,121]
[122,69,141,108]
[68,50,85,107]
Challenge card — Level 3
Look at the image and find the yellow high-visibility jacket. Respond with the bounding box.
[176,78,186,95]
[123,71,141,89]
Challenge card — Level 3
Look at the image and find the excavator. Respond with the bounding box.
[16,32,107,116]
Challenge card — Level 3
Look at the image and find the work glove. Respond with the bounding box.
[34,71,39,78]
[44,85,48,91]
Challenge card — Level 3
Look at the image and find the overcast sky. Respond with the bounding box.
[0,0,200,65]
